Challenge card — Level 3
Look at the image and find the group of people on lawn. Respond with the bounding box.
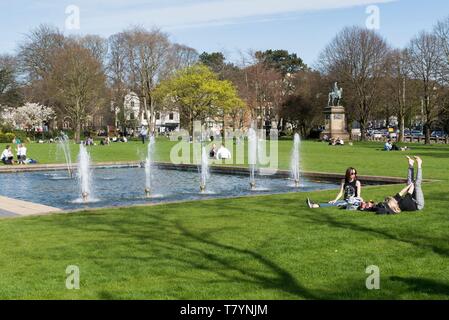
[1,143,28,165]
[209,143,232,160]
[307,156,425,214]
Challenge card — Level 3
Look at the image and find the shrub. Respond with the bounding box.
[11,130,28,142]
[0,132,16,143]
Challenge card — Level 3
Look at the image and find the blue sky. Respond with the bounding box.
[0,0,448,66]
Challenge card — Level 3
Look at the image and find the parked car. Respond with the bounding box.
[388,132,398,139]
[371,130,383,139]
[431,130,447,138]
[411,130,424,137]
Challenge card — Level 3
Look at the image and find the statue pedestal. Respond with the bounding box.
[320,105,350,141]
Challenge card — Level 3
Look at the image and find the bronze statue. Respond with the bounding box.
[328,82,343,106]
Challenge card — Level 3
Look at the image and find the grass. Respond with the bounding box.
[1,138,448,179]
[0,138,448,299]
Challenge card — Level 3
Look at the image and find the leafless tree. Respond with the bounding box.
[167,43,198,73]
[381,49,411,141]
[319,26,390,140]
[107,32,129,127]
[48,42,107,143]
[121,27,172,133]
[235,50,284,130]
[434,16,449,84]
[77,35,108,68]
[17,25,66,109]
[18,24,66,82]
[405,31,442,143]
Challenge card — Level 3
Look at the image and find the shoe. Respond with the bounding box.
[306,198,312,208]
[307,198,319,208]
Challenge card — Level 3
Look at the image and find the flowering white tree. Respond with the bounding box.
[0,105,17,128]
[1,103,55,130]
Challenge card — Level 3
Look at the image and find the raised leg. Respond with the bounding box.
[406,156,414,185]
[414,157,424,210]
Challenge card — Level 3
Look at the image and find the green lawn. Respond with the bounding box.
[1,138,448,179]
[0,139,448,299]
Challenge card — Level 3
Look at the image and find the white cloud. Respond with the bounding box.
[83,0,397,30]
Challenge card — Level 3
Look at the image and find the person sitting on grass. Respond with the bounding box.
[384,139,393,151]
[16,143,27,164]
[1,145,15,165]
[216,144,231,159]
[307,167,363,209]
[336,137,344,145]
[209,143,217,158]
[375,156,424,214]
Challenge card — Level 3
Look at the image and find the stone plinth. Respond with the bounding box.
[320,105,350,141]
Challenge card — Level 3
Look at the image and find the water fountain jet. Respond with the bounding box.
[58,133,73,178]
[248,128,257,190]
[199,146,209,192]
[290,133,301,187]
[144,136,155,197]
[77,144,92,202]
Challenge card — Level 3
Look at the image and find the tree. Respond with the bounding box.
[122,27,172,133]
[405,31,442,144]
[107,32,129,128]
[255,49,305,76]
[382,49,410,141]
[169,44,198,72]
[14,102,55,130]
[199,52,226,75]
[434,16,449,84]
[319,26,390,140]
[18,24,66,82]
[154,64,246,135]
[18,25,66,110]
[78,35,108,68]
[279,70,326,137]
[0,55,22,107]
[48,42,107,143]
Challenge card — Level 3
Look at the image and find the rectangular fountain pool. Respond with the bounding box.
[0,167,339,211]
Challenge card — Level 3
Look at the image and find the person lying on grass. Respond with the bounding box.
[307,167,363,209]
[371,156,424,214]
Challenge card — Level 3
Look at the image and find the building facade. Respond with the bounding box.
[117,91,180,134]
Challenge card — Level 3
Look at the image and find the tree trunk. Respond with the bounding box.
[360,121,367,141]
[75,121,81,144]
[424,123,431,144]
[149,95,155,135]
[399,115,405,143]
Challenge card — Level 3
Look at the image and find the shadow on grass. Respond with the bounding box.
[390,276,449,298]
[46,208,318,300]
[299,210,449,258]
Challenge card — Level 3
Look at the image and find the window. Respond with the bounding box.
[130,112,135,120]
[169,113,174,120]
[131,101,135,108]
[156,113,160,120]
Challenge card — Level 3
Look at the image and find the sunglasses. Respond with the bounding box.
[350,172,356,175]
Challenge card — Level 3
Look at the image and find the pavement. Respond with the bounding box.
[0,195,62,217]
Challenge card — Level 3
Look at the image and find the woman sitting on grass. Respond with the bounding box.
[374,156,424,214]
[1,145,15,165]
[307,167,362,209]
